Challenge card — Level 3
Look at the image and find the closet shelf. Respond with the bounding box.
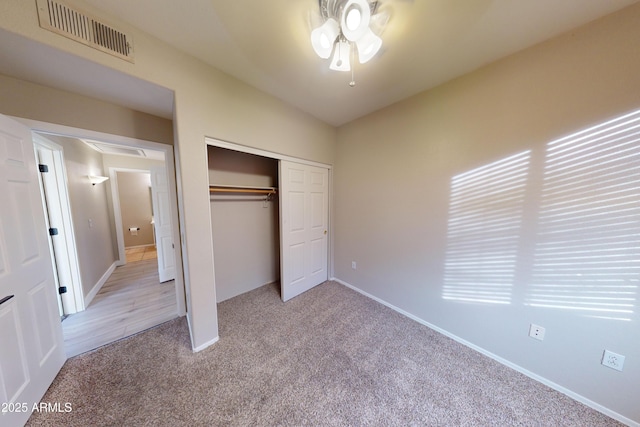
[209,185,278,202]
[209,185,277,195]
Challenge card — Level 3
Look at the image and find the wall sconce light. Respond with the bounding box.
[88,175,109,186]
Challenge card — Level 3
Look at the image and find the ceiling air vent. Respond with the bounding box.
[83,140,146,158]
[36,0,134,63]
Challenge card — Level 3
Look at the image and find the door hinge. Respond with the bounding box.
[39,164,49,173]
[58,286,67,294]
[49,228,59,236]
[0,295,15,306]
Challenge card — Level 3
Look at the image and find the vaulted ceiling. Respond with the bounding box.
[2,0,638,126]
[82,0,638,126]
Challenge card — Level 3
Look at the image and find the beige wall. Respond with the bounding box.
[335,5,640,423]
[117,172,154,247]
[42,135,116,298]
[0,74,173,144]
[0,0,336,349]
[208,147,279,302]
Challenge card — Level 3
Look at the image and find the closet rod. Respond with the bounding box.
[209,185,277,195]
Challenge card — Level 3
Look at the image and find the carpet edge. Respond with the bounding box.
[331,277,638,427]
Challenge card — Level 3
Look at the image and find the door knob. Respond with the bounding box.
[324,230,327,235]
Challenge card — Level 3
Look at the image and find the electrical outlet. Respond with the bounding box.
[602,350,625,371]
[529,324,545,341]
[351,261,357,270]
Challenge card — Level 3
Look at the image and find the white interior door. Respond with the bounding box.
[279,161,328,301]
[150,166,175,283]
[0,115,65,426]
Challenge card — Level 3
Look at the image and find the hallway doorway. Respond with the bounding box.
[27,121,185,357]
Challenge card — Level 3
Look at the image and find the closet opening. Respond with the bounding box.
[208,146,281,302]
[207,138,331,304]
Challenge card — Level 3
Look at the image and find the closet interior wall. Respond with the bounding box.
[207,146,280,302]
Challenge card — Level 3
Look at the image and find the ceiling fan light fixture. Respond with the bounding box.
[355,28,382,63]
[311,0,385,84]
[311,18,340,59]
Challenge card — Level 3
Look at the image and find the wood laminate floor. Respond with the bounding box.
[62,258,179,357]
[125,245,157,263]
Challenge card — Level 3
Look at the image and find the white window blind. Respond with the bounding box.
[443,151,531,304]
[525,110,640,320]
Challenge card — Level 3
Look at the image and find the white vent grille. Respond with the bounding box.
[36,0,134,63]
[83,140,146,158]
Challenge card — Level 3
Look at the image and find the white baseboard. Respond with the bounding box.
[187,313,219,352]
[330,277,638,427]
[84,262,116,307]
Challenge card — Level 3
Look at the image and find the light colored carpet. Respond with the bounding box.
[27,281,620,426]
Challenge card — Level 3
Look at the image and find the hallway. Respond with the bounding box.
[125,245,158,263]
[62,257,179,357]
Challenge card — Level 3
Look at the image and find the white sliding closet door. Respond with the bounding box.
[279,161,328,301]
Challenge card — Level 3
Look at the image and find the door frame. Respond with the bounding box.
[109,167,153,267]
[205,137,334,295]
[32,133,84,314]
[13,117,187,316]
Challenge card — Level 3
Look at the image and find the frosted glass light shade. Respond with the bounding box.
[345,8,361,31]
[356,28,382,63]
[329,40,351,71]
[341,0,371,42]
[311,18,340,59]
